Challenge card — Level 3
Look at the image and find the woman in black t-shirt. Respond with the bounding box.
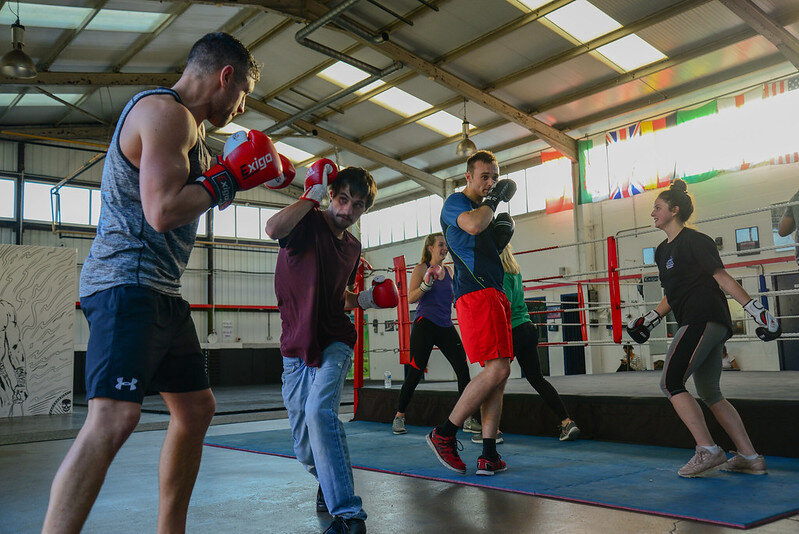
[626,179,780,478]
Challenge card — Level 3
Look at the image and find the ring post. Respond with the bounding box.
[394,256,411,365]
[353,260,365,414]
[577,282,588,342]
[607,236,622,344]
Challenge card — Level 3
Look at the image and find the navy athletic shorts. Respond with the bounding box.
[82,285,209,403]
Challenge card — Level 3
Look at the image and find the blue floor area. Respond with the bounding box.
[205,421,799,528]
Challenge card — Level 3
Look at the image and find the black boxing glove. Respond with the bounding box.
[482,179,517,212]
[626,310,661,344]
[492,212,515,251]
[744,299,781,342]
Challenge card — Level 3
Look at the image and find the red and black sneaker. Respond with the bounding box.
[426,428,466,474]
[476,454,507,476]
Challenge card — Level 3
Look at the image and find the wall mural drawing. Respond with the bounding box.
[0,245,76,418]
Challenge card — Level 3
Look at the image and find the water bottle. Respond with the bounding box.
[384,370,392,389]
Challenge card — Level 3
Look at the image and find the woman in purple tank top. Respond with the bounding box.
[392,234,481,435]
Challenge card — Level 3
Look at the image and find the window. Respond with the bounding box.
[507,169,527,216]
[643,247,655,265]
[23,181,54,221]
[735,226,759,256]
[90,189,101,226]
[260,208,278,240]
[235,205,260,240]
[213,206,236,238]
[0,178,14,218]
[57,187,90,225]
[196,211,207,236]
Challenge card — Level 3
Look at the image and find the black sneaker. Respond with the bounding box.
[323,516,366,534]
[316,485,328,513]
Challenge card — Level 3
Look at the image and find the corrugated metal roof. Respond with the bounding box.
[2,0,798,207]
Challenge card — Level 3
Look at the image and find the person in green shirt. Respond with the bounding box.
[499,244,580,442]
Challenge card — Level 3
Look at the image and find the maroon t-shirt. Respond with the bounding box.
[275,208,361,367]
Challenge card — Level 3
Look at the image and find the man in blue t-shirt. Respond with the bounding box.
[426,150,517,476]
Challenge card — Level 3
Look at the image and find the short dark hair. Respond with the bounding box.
[186,32,260,84]
[331,167,377,210]
[657,178,694,222]
[466,150,498,174]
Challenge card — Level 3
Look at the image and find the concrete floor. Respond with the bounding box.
[2,414,799,534]
[2,380,798,533]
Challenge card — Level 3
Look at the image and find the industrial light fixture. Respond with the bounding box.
[0,2,37,79]
[455,99,477,157]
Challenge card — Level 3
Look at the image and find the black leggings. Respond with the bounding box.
[397,317,471,413]
[513,321,569,421]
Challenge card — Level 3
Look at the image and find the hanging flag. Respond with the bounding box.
[764,75,799,98]
[606,122,645,199]
[577,136,610,204]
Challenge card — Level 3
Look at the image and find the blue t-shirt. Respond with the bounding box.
[440,192,504,301]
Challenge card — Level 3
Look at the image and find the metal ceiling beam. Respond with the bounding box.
[557,53,790,132]
[244,97,445,196]
[334,7,799,171]
[306,0,573,121]
[374,53,794,205]
[0,72,182,86]
[359,118,508,173]
[36,87,110,125]
[246,17,294,51]
[718,0,799,70]
[0,90,27,122]
[38,0,109,71]
[0,124,114,141]
[55,1,192,126]
[489,0,709,90]
[227,0,578,159]
[253,0,449,103]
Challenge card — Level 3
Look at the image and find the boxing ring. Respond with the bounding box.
[353,201,799,457]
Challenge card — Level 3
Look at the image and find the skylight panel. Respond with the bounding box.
[545,0,621,42]
[0,3,89,29]
[417,110,468,137]
[513,0,553,11]
[17,94,82,106]
[1,3,171,32]
[215,121,247,135]
[369,87,432,117]
[87,10,171,33]
[597,34,666,71]
[274,141,315,162]
[317,61,386,95]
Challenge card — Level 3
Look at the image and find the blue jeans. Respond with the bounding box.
[281,342,366,520]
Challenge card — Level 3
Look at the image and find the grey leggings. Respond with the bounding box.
[660,322,728,406]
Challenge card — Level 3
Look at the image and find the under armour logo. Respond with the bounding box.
[242,153,273,177]
[115,377,138,391]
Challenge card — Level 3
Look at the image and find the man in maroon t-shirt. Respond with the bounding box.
[266,164,396,534]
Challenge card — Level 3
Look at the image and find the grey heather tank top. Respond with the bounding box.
[80,88,211,298]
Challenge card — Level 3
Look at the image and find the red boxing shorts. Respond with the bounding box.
[455,287,513,366]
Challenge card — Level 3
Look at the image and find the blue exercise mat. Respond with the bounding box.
[204,421,799,529]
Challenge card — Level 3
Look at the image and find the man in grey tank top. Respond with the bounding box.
[43,33,277,533]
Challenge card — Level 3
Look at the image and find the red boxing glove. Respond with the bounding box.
[264,154,295,190]
[197,130,282,209]
[300,158,338,207]
[420,264,444,293]
[357,275,399,310]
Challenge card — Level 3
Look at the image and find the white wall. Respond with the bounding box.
[3,139,797,380]
[364,162,799,379]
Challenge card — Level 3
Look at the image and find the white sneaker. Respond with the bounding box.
[677,447,727,477]
[471,430,503,444]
